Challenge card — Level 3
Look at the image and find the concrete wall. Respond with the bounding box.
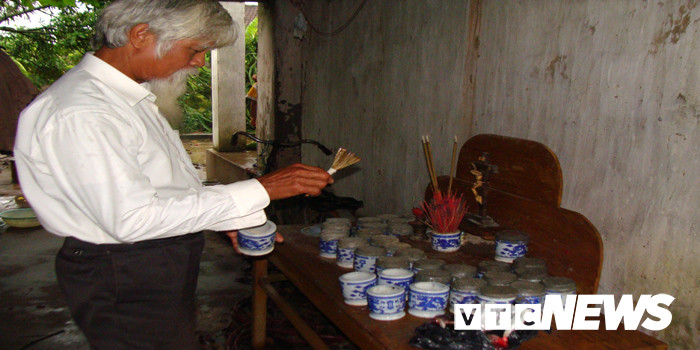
[285,0,698,347]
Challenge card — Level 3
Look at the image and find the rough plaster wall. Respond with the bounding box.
[297,0,698,347]
[301,1,473,215]
[474,1,699,348]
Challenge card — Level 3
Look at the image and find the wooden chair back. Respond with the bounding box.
[426,134,603,294]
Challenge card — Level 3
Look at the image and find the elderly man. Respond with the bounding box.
[13,1,331,349]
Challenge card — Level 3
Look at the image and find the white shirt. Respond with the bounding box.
[14,53,269,244]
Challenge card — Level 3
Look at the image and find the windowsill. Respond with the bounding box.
[205,149,259,184]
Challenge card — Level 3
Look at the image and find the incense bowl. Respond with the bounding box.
[339,271,377,306]
[408,282,449,318]
[367,284,406,321]
[377,268,415,295]
[319,231,348,259]
[237,220,277,256]
[449,277,485,311]
[494,230,530,262]
[354,246,387,273]
[336,237,367,268]
[430,231,462,253]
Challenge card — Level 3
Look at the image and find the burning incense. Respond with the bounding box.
[327,148,360,175]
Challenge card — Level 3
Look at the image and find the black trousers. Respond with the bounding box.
[55,233,205,350]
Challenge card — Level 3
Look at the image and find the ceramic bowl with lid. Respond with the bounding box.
[543,276,577,299]
[442,264,477,280]
[388,223,413,236]
[494,230,530,262]
[376,256,410,273]
[384,242,412,256]
[337,237,368,268]
[477,285,517,304]
[355,228,385,241]
[412,258,446,273]
[324,217,352,226]
[477,260,511,278]
[394,247,426,268]
[512,257,547,270]
[369,234,399,248]
[450,277,486,308]
[237,220,277,256]
[415,269,453,285]
[319,231,349,259]
[515,267,549,283]
[510,280,545,304]
[483,271,517,286]
[408,282,450,318]
[354,246,387,273]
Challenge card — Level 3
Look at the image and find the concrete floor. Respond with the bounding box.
[0,225,252,350]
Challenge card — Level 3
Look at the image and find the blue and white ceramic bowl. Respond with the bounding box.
[353,246,386,273]
[238,220,277,256]
[367,284,406,321]
[319,231,347,259]
[337,247,356,268]
[494,230,530,263]
[408,282,450,318]
[336,237,367,269]
[339,271,377,306]
[377,268,414,295]
[431,231,462,253]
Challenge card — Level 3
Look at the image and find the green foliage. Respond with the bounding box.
[245,17,258,91]
[1,1,258,135]
[1,1,106,88]
[179,58,213,134]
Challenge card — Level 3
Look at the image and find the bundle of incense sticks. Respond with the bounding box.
[328,148,361,175]
[421,135,459,195]
[420,135,467,233]
[421,135,439,193]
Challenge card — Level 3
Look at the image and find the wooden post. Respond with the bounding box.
[251,258,268,349]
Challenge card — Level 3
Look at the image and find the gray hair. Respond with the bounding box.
[91,0,237,57]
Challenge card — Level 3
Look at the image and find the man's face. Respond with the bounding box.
[148,38,210,80]
[146,39,211,128]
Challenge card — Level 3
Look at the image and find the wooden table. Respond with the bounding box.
[250,225,667,350]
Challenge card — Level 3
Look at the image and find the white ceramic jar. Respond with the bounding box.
[408,282,450,318]
[367,284,406,321]
[494,230,530,263]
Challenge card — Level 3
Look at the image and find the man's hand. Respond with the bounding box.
[256,163,333,200]
[226,230,284,254]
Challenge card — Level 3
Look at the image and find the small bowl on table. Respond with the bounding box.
[0,208,41,228]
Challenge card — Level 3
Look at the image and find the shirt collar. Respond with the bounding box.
[78,52,156,106]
